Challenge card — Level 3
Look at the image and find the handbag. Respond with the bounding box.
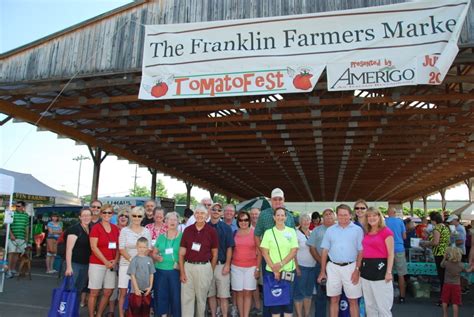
[263,273,291,306]
[48,275,79,317]
[360,258,387,281]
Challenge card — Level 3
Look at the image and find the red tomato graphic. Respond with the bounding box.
[151,82,169,98]
[293,73,313,90]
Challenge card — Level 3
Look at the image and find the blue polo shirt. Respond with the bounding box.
[320,222,363,263]
[385,217,406,253]
[208,220,235,263]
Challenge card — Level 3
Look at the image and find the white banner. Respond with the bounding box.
[139,0,470,99]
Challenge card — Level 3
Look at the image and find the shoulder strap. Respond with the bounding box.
[271,228,283,262]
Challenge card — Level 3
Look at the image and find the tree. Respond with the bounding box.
[130,185,151,197]
[59,189,76,197]
[81,194,91,204]
[155,179,168,197]
[213,194,239,206]
[173,193,198,206]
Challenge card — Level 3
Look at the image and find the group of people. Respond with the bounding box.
[4,191,474,317]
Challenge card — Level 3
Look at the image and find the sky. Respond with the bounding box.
[0,0,470,203]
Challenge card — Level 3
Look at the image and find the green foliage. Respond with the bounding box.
[130,179,168,198]
[59,189,76,197]
[130,185,151,197]
[213,194,239,206]
[173,193,198,206]
[81,194,91,204]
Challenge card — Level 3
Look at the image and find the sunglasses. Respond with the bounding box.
[119,214,129,218]
[354,207,367,210]
[131,215,143,218]
[91,205,101,208]
[238,218,250,222]
[212,208,222,212]
[102,211,113,215]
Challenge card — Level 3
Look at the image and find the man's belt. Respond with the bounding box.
[186,260,209,265]
[330,260,354,267]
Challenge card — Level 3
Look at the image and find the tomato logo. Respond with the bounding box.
[151,82,169,98]
[292,72,313,90]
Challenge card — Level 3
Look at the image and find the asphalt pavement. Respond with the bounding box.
[0,258,473,317]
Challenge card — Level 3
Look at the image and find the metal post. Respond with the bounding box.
[73,155,89,198]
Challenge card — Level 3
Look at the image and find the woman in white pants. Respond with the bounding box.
[360,207,395,317]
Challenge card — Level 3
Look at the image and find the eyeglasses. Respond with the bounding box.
[211,208,222,212]
[238,218,250,222]
[204,204,211,207]
[354,207,367,210]
[15,205,22,208]
[102,211,113,215]
[131,215,143,218]
[91,205,101,208]
[119,215,129,218]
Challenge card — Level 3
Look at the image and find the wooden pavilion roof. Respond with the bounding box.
[1,0,473,202]
[1,48,474,202]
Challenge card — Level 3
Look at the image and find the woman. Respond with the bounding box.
[88,204,120,317]
[294,213,316,317]
[152,212,182,317]
[420,211,450,305]
[107,207,130,316]
[145,207,168,244]
[46,213,62,273]
[260,207,298,317]
[309,212,320,230]
[118,206,151,317]
[353,199,368,230]
[231,211,261,317]
[360,207,394,317]
[64,207,92,311]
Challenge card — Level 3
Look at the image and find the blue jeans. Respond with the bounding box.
[314,263,327,317]
[71,262,88,311]
[153,269,181,317]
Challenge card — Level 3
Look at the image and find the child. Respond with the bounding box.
[127,237,155,317]
[0,247,9,273]
[440,246,472,317]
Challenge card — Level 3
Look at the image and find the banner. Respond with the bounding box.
[139,0,470,99]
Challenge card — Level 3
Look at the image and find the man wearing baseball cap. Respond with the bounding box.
[447,214,466,256]
[254,188,295,317]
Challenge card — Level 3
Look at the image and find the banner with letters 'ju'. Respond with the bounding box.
[139,0,470,100]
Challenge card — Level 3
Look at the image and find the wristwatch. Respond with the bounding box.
[255,268,260,272]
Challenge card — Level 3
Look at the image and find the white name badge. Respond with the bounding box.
[191,242,201,252]
[151,239,156,246]
[108,242,117,249]
[165,248,173,255]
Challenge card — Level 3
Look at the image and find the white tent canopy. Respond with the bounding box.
[453,202,474,221]
[0,168,80,205]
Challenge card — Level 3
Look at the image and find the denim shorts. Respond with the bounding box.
[293,266,317,301]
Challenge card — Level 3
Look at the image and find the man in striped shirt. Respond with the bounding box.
[6,201,30,278]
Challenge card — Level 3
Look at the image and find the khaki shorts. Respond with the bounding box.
[208,263,231,298]
[8,239,26,254]
[88,263,117,290]
[118,265,131,289]
[326,262,362,299]
[393,252,407,276]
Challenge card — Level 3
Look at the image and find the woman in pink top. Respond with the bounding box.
[361,207,394,317]
[144,207,168,244]
[231,211,262,317]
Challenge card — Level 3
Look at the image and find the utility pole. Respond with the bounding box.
[133,165,140,192]
[73,155,90,197]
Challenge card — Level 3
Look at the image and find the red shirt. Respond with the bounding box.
[180,223,218,262]
[232,228,257,267]
[362,227,393,259]
[89,222,120,265]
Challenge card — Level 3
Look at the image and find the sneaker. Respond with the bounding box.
[398,297,405,304]
[5,271,13,279]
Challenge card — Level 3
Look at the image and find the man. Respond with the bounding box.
[385,207,407,303]
[7,201,30,278]
[249,207,260,228]
[179,204,218,317]
[317,204,363,317]
[446,215,466,256]
[90,199,102,226]
[207,202,235,317]
[141,199,156,226]
[223,204,238,233]
[307,208,336,317]
[185,198,212,228]
[254,188,295,317]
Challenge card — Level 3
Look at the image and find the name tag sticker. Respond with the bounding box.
[191,242,201,251]
[165,248,173,255]
[108,242,117,249]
